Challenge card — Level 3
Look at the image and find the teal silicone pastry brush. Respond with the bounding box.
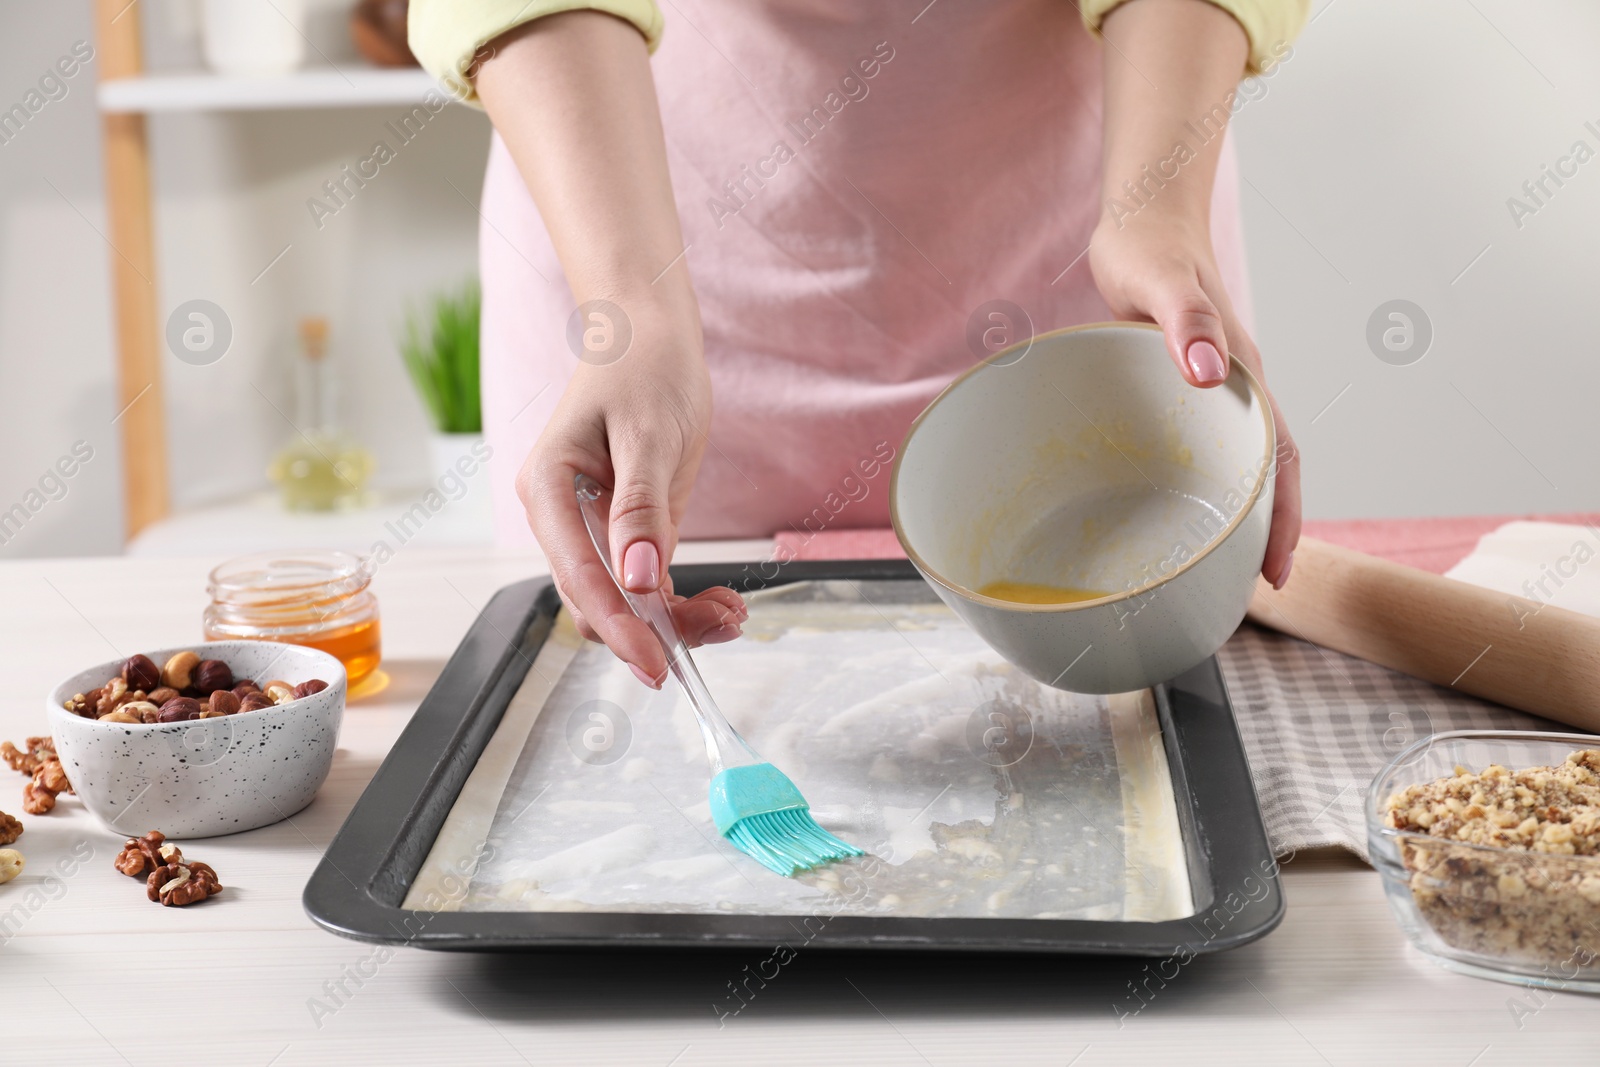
[575,474,864,876]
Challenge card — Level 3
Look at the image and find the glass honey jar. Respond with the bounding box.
[203,550,382,688]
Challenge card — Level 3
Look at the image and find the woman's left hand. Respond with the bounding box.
[1089,213,1300,589]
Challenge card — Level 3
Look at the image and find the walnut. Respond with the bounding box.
[2,742,31,775]
[161,650,200,690]
[0,811,20,845]
[34,761,69,795]
[114,831,169,876]
[96,677,128,717]
[22,781,55,815]
[4,737,58,777]
[63,687,104,717]
[22,759,70,815]
[122,654,162,691]
[147,860,221,906]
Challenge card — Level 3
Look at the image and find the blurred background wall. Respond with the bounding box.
[0,0,490,557]
[0,0,1595,558]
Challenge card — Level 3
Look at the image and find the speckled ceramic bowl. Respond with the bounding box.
[46,641,346,839]
[891,322,1275,694]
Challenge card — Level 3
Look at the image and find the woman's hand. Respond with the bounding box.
[517,304,747,687]
[1090,213,1300,588]
[1094,0,1301,588]
[478,12,746,683]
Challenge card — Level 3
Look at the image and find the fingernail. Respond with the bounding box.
[623,541,660,591]
[628,663,660,689]
[1186,340,1227,384]
[701,624,742,645]
[1272,551,1295,591]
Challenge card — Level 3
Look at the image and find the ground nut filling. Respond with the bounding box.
[1384,749,1600,967]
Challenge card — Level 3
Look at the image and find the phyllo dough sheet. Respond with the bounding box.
[406,580,1194,922]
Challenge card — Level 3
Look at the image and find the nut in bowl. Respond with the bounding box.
[1369,730,1600,993]
[890,322,1274,694]
[47,641,346,839]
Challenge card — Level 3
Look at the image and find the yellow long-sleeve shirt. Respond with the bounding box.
[410,0,1308,104]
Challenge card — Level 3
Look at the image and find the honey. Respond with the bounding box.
[203,551,382,687]
[977,579,1109,605]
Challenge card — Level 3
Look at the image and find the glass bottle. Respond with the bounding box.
[268,317,375,511]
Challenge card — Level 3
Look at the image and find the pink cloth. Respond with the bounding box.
[771,514,1600,574]
[479,2,1254,545]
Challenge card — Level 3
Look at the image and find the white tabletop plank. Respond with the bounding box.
[0,546,1593,1064]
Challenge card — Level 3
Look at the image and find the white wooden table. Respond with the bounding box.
[3,546,1594,1065]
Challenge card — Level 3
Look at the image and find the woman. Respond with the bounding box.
[409,0,1306,687]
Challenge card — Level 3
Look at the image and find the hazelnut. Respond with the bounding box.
[147,687,178,706]
[232,680,260,699]
[122,654,161,691]
[194,659,234,695]
[157,697,203,723]
[0,848,23,885]
[161,651,200,690]
[264,683,295,706]
[208,690,241,717]
[292,679,329,699]
[98,710,142,724]
[238,693,273,713]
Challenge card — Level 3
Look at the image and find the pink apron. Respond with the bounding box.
[478,0,1253,544]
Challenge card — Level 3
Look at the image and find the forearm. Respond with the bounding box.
[475,11,696,321]
[1098,0,1250,233]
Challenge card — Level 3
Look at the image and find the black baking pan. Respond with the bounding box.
[304,559,1284,955]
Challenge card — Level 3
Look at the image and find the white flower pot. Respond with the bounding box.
[427,431,494,542]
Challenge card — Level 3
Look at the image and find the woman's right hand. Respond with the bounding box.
[476,11,746,686]
[517,302,748,688]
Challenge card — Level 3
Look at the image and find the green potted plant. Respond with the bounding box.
[399,279,491,535]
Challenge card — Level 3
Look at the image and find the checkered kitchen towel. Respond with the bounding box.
[1215,624,1566,862]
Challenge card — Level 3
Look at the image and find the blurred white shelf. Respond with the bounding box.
[126,489,492,559]
[98,68,447,113]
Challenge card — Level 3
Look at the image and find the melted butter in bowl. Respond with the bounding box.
[976,580,1108,605]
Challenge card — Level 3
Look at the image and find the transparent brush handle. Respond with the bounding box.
[573,474,761,774]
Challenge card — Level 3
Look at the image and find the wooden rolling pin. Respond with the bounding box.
[1246,537,1600,732]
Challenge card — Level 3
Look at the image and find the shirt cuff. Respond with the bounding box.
[1079,0,1308,75]
[409,0,665,105]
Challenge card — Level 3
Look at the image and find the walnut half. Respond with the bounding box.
[147,861,222,907]
[114,831,171,877]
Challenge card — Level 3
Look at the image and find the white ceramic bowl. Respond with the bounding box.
[47,641,346,839]
[891,322,1275,694]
